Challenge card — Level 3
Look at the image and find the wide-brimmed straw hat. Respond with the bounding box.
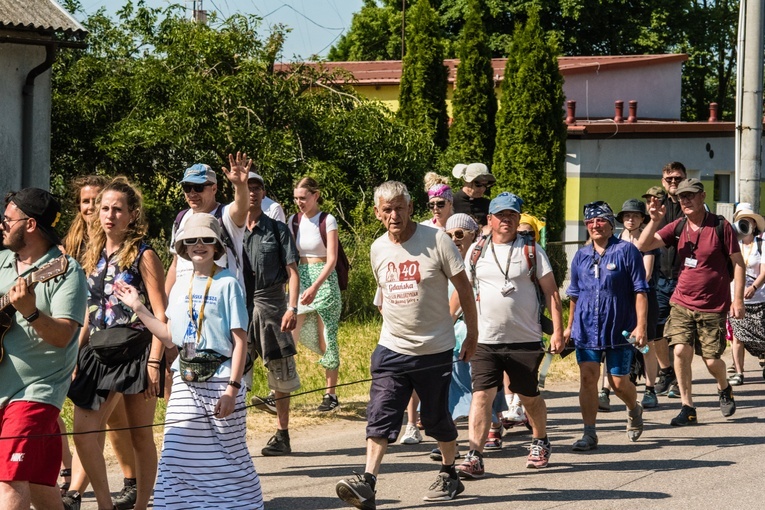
[174,212,225,260]
[733,202,765,232]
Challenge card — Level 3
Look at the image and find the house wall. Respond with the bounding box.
[0,41,52,197]
[562,61,682,120]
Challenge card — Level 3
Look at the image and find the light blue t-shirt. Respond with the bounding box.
[166,267,248,378]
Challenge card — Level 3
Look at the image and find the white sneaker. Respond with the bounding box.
[501,404,526,427]
[399,423,423,444]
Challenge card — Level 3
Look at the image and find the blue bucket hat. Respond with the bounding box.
[489,192,523,215]
[181,163,217,185]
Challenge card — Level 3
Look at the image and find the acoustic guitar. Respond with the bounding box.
[0,255,69,363]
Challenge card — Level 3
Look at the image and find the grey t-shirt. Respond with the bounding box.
[371,224,465,356]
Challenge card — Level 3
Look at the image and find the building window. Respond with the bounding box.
[714,173,733,203]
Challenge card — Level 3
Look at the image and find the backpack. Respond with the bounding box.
[290,212,350,291]
[672,214,734,278]
[173,204,240,273]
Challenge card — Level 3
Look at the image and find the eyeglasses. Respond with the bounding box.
[677,192,698,201]
[473,181,493,189]
[584,218,609,227]
[447,229,470,240]
[1,215,29,229]
[182,237,217,246]
[517,230,535,236]
[182,183,213,194]
[663,176,684,184]
[428,200,447,210]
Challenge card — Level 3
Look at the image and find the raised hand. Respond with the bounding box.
[223,151,251,186]
[113,280,141,310]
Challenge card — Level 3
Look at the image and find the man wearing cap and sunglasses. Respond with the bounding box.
[637,178,745,426]
[0,189,88,510]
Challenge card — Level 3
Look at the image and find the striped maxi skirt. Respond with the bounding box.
[153,374,263,509]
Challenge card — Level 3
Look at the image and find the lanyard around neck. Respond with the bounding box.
[490,237,514,282]
[187,264,217,345]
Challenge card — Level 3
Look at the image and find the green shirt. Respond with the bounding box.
[0,247,87,409]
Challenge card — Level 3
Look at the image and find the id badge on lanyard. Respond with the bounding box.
[684,257,697,268]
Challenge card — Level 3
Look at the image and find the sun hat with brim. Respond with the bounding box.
[174,212,225,261]
[675,178,704,195]
[616,198,648,224]
[181,163,217,185]
[733,202,765,232]
[463,163,496,184]
[642,186,666,201]
[10,188,62,245]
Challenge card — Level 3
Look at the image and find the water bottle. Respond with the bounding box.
[622,330,649,354]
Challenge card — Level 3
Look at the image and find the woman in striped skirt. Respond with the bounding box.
[115,212,262,509]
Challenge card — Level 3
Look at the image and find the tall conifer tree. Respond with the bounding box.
[398,0,449,150]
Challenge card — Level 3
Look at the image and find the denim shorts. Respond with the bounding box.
[575,346,634,376]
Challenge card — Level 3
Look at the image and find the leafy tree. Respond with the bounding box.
[398,0,449,150]
[493,9,567,282]
[443,0,497,166]
[327,0,402,61]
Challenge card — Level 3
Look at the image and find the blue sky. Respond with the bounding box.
[80,0,364,60]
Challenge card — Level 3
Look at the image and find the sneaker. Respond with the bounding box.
[429,448,462,462]
[626,402,644,442]
[399,423,422,445]
[113,478,137,510]
[318,393,340,412]
[526,439,551,468]
[251,391,278,415]
[667,383,680,399]
[670,405,698,426]
[61,491,81,510]
[641,389,658,409]
[571,434,598,451]
[262,433,291,456]
[336,473,376,510]
[598,389,611,412]
[719,384,736,417]
[484,429,503,450]
[728,373,744,386]
[655,367,677,395]
[456,451,485,479]
[423,472,465,501]
[501,403,526,428]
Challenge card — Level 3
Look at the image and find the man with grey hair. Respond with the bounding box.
[336,181,478,509]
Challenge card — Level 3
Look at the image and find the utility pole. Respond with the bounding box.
[401,0,406,59]
[737,0,764,210]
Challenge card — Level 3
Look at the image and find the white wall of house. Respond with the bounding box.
[563,61,683,120]
[0,41,52,197]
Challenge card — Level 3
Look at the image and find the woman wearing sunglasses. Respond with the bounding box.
[420,172,454,230]
[67,177,166,510]
[451,162,496,227]
[114,212,261,509]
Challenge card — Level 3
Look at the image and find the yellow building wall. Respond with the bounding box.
[354,84,460,117]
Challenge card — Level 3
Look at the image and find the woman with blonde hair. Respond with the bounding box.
[289,176,343,411]
[67,176,166,510]
[421,172,453,230]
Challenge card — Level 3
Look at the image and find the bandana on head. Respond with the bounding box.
[583,201,615,228]
[428,184,453,203]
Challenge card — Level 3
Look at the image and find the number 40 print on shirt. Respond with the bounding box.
[384,260,421,306]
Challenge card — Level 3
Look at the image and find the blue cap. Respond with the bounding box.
[489,192,523,215]
[181,163,217,185]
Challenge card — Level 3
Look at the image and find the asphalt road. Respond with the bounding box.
[82,354,765,509]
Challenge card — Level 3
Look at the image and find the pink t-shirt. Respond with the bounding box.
[657,214,740,313]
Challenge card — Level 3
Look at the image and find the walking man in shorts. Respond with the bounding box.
[0,189,87,510]
[336,181,478,509]
[456,192,564,478]
[637,178,744,425]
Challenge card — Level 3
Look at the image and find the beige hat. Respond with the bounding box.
[733,202,765,232]
[174,212,225,261]
[453,162,496,183]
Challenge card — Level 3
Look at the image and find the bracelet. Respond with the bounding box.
[24,309,40,323]
[753,283,758,290]
[228,380,242,389]
[287,306,298,314]
[147,364,160,369]
[146,360,161,366]
[148,358,162,363]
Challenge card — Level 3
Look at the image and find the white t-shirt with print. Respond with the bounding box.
[289,212,338,258]
[371,224,465,356]
[467,236,553,344]
[170,204,246,290]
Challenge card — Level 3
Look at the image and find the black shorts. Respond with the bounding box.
[470,342,544,397]
[366,345,457,444]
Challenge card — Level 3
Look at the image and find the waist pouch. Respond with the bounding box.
[90,326,152,366]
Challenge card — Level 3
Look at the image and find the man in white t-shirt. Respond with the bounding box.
[457,192,564,478]
[262,195,286,223]
[335,181,478,509]
[165,154,250,294]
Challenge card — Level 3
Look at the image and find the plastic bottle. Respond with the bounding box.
[622,330,649,354]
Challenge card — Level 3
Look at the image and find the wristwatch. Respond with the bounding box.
[288,306,298,313]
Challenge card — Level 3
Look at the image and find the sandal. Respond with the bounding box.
[59,468,71,496]
[572,434,598,451]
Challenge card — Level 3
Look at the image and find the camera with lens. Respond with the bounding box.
[733,219,752,237]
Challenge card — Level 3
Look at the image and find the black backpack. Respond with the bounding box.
[672,214,735,278]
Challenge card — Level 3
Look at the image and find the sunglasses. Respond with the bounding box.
[428,200,447,210]
[473,181,493,189]
[677,192,698,201]
[182,183,213,194]
[663,176,684,184]
[1,214,29,229]
[182,237,217,246]
[584,218,609,227]
[447,229,471,240]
